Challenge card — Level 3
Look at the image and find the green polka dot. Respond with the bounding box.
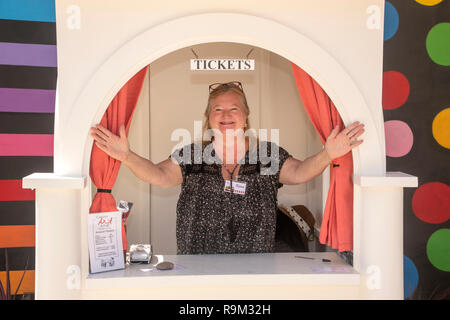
[426,229,450,272]
[426,23,450,66]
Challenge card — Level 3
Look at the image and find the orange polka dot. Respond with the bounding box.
[432,108,450,149]
[415,0,443,6]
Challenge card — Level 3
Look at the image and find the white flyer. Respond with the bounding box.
[88,211,124,273]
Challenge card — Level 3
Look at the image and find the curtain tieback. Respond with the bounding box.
[97,189,112,193]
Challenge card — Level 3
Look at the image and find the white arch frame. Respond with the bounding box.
[24,11,416,300]
[55,13,385,178]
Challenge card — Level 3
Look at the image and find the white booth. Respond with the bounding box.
[23,0,417,299]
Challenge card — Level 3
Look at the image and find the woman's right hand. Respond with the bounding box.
[89,124,131,162]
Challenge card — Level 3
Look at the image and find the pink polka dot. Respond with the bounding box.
[384,120,414,157]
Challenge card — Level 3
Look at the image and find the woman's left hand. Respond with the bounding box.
[324,121,365,161]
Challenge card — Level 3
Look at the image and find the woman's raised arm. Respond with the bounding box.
[279,121,364,185]
[89,124,182,188]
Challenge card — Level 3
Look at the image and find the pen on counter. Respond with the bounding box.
[295,256,331,262]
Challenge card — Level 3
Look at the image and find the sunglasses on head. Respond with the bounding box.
[209,81,243,93]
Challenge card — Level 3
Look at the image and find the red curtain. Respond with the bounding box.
[291,63,353,252]
[89,67,148,251]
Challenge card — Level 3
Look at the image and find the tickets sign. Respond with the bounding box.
[190,59,255,71]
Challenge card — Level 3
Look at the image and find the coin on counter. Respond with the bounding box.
[156,261,174,270]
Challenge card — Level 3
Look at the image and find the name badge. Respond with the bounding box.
[224,180,247,195]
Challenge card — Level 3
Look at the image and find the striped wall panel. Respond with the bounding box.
[0,270,35,294]
[0,113,55,133]
[0,19,56,44]
[0,0,57,296]
[0,202,36,226]
[0,134,54,156]
[0,247,35,271]
[0,180,35,201]
[0,0,56,22]
[0,157,53,179]
[0,65,57,89]
[0,43,57,67]
[0,226,35,248]
[0,88,56,113]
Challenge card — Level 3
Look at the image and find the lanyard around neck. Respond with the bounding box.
[223,163,239,182]
[224,163,240,243]
[223,163,240,195]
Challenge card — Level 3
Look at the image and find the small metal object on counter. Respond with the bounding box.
[129,244,152,264]
[155,261,174,270]
[118,201,134,264]
[295,255,331,262]
[117,200,133,222]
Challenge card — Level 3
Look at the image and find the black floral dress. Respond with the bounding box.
[170,141,291,254]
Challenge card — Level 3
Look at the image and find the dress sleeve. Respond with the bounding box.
[169,143,193,183]
[275,144,292,189]
[258,141,292,189]
[169,143,201,184]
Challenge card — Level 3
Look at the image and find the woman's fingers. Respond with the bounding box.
[90,124,120,144]
[347,123,364,148]
[329,125,340,139]
[95,141,108,152]
[350,139,364,148]
[90,124,130,161]
[325,121,365,159]
[96,124,113,138]
[344,122,364,139]
[95,127,110,141]
[90,128,108,143]
[348,127,365,140]
[93,132,108,144]
[342,121,360,135]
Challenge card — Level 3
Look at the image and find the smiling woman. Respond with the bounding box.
[20,0,420,300]
[206,82,249,137]
[90,64,364,255]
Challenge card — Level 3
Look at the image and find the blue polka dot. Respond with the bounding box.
[404,256,419,299]
[384,1,399,41]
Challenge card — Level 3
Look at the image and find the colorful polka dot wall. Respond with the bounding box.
[404,255,419,299]
[383,1,450,299]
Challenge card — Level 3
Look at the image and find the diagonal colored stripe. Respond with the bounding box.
[0,134,53,156]
[0,0,55,22]
[0,225,35,248]
[0,180,35,201]
[0,88,55,113]
[0,270,35,294]
[0,42,57,67]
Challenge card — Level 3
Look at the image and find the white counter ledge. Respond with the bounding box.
[22,173,86,189]
[354,172,418,188]
[86,252,359,290]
